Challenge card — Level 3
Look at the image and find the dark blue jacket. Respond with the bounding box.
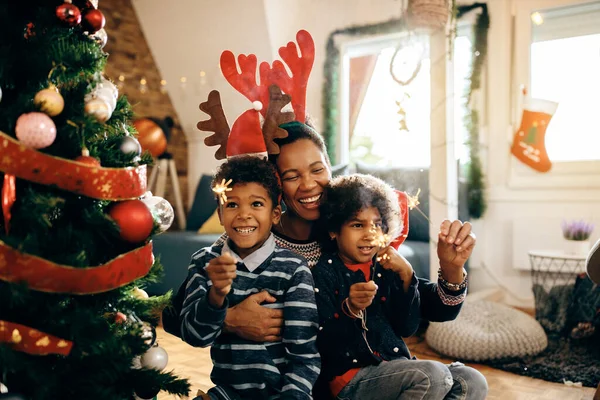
[312,252,465,383]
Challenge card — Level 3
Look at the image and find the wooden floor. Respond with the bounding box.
[156,327,597,400]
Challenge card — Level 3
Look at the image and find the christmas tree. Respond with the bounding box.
[0,1,190,399]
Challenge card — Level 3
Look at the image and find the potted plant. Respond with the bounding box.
[561,220,595,255]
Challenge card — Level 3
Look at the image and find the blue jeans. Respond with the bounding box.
[336,359,488,400]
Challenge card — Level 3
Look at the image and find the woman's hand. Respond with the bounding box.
[437,219,476,283]
[349,281,378,312]
[223,291,284,342]
[377,245,414,285]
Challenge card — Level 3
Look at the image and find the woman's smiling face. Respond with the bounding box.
[276,139,332,222]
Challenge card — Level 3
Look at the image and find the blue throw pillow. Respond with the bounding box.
[186,174,217,231]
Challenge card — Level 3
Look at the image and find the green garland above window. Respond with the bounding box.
[321,2,489,219]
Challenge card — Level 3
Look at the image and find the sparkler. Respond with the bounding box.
[212,178,233,205]
[407,188,433,226]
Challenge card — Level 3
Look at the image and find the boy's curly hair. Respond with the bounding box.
[318,174,401,251]
[212,156,282,207]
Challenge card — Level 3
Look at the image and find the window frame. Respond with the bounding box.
[509,0,600,189]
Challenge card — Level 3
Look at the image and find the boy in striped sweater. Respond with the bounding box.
[180,156,320,400]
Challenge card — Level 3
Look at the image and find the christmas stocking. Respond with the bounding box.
[511,98,558,172]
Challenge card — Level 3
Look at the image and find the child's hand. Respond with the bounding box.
[377,246,414,283]
[349,281,378,312]
[206,252,237,308]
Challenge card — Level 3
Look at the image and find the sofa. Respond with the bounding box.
[146,163,469,296]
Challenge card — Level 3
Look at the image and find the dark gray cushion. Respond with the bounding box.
[147,231,223,295]
[331,163,349,177]
[186,174,217,231]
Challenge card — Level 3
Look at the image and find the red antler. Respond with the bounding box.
[220,51,269,116]
[261,30,314,123]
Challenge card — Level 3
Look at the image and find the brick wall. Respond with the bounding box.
[101,0,189,228]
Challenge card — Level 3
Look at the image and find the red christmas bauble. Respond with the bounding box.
[82,9,105,33]
[56,3,82,26]
[74,155,101,167]
[108,200,153,243]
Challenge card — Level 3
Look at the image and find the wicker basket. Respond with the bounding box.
[407,0,450,30]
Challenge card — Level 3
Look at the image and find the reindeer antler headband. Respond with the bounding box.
[197,30,315,160]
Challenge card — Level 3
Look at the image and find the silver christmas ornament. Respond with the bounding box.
[141,345,168,371]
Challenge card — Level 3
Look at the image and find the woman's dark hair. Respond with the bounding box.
[269,121,331,166]
[317,174,401,251]
[212,156,282,207]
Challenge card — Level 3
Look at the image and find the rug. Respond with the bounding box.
[486,332,600,388]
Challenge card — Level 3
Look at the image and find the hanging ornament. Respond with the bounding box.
[90,28,107,48]
[23,22,35,39]
[120,136,142,157]
[108,199,154,243]
[141,345,168,371]
[84,98,111,122]
[74,148,100,167]
[2,174,16,235]
[84,77,118,122]
[82,9,105,33]
[511,98,557,173]
[0,382,6,393]
[114,312,128,324]
[132,287,149,299]
[34,85,64,117]
[140,321,157,348]
[56,1,82,26]
[407,0,450,31]
[0,86,2,103]
[141,196,174,233]
[15,112,57,149]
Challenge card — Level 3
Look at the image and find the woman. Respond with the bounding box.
[220,121,488,399]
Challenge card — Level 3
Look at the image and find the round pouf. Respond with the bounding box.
[425,300,548,361]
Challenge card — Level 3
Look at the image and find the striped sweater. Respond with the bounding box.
[180,241,320,399]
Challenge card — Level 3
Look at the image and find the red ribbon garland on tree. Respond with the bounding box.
[1,173,16,234]
[0,320,73,356]
[0,240,154,294]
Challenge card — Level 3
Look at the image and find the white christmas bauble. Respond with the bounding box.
[0,86,3,103]
[0,382,7,393]
[94,90,116,112]
[141,196,174,233]
[141,346,168,371]
[91,28,108,48]
[84,98,112,122]
[98,77,118,101]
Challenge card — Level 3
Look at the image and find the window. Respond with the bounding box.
[342,30,472,168]
[530,1,600,162]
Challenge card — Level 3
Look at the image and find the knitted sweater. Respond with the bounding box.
[180,241,320,399]
[312,252,466,383]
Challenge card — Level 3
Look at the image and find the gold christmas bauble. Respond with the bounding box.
[34,86,64,117]
[132,287,149,299]
[84,98,111,122]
